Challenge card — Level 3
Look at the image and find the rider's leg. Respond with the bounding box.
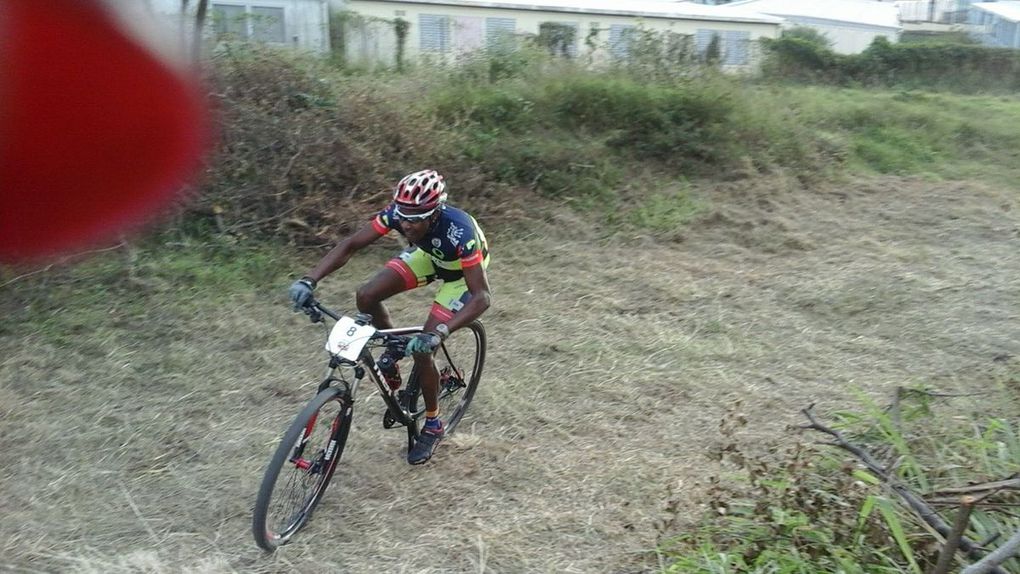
[419,283,471,417]
[357,248,435,330]
[355,267,406,330]
[406,286,471,464]
[415,314,444,415]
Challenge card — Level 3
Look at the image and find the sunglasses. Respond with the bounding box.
[394,205,438,222]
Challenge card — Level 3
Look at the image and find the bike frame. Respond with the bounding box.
[308,302,428,451]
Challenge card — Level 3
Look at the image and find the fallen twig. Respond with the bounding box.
[932,478,1020,496]
[931,496,976,574]
[0,242,126,289]
[800,405,1008,574]
[961,528,1020,574]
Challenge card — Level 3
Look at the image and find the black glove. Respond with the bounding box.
[288,277,316,311]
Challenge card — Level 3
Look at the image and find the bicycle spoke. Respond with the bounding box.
[409,321,485,435]
[254,390,352,550]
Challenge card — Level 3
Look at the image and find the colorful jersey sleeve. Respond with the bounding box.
[457,234,484,268]
[371,204,397,236]
[445,212,486,269]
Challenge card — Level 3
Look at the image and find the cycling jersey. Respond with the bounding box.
[370,204,491,321]
[370,204,489,279]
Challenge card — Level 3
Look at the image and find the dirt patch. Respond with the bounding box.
[1,176,1018,572]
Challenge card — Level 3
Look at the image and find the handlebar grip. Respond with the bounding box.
[304,304,322,323]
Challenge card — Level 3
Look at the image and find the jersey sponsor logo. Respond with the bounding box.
[431,238,442,247]
[447,222,464,245]
[465,239,476,250]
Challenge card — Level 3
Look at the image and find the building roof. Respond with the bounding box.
[723,0,901,30]
[358,0,784,24]
[972,1,1020,22]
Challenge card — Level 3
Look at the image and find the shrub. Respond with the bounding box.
[762,35,1020,93]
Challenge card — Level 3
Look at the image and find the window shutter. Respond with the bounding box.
[419,14,450,52]
[723,30,749,64]
[213,4,247,39]
[695,28,716,54]
[486,17,516,49]
[252,6,286,43]
[609,24,634,58]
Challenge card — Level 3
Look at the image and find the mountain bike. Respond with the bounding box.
[251,298,486,552]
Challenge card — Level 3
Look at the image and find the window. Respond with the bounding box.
[696,28,750,65]
[722,30,749,65]
[538,21,579,57]
[211,3,287,44]
[213,4,246,39]
[420,14,451,53]
[251,7,285,43]
[609,24,635,58]
[486,17,516,50]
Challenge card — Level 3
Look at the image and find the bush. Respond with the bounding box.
[762,35,1020,93]
[659,389,1020,573]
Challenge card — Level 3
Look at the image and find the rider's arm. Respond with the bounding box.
[304,223,384,283]
[443,263,491,334]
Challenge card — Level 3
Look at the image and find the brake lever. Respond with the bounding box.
[304,304,323,324]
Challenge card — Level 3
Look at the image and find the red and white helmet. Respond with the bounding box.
[393,169,447,209]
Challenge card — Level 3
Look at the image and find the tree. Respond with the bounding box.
[193,0,210,62]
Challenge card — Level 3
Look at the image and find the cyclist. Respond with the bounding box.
[288,169,491,465]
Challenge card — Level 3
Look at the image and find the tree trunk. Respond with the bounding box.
[192,0,209,62]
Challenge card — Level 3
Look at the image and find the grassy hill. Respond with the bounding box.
[2,47,1019,573]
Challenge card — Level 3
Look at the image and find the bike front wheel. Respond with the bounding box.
[407,321,486,434]
[252,386,353,551]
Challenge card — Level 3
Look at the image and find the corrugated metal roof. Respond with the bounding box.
[723,0,901,29]
[357,0,784,24]
[972,1,1020,22]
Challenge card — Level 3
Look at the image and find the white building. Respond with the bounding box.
[895,0,970,24]
[724,0,902,53]
[332,0,783,69]
[146,0,333,53]
[969,1,1020,48]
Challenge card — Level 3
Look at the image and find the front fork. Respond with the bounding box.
[289,361,358,471]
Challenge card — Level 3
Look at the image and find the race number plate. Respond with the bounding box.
[326,316,377,361]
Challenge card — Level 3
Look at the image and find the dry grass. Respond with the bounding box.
[1,175,1019,573]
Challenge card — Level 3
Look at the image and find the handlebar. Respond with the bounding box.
[302,298,340,323]
[301,298,412,351]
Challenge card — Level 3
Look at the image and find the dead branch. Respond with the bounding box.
[932,478,1020,496]
[961,528,1020,574]
[931,497,976,574]
[0,242,126,289]
[800,405,1008,574]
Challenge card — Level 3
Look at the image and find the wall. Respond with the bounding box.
[969,7,1020,49]
[335,0,780,69]
[780,16,900,54]
[146,0,331,53]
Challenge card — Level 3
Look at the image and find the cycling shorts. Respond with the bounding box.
[384,247,491,322]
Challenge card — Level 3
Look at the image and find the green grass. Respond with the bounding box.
[1,237,293,343]
[659,382,1020,573]
[768,86,1020,183]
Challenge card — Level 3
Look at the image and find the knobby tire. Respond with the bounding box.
[252,386,353,552]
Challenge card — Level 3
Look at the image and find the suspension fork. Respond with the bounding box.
[290,372,348,466]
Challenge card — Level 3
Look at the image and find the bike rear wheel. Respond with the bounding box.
[406,321,486,434]
[252,386,352,551]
